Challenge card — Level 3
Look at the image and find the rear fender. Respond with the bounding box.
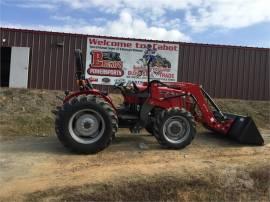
[63,90,116,111]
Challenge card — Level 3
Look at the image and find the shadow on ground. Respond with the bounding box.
[0,130,259,156]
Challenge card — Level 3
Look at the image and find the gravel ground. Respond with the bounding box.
[0,130,269,201]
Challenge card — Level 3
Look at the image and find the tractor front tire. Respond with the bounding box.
[153,108,196,149]
[145,123,153,134]
[55,94,118,154]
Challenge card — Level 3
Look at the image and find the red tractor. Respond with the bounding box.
[53,49,264,154]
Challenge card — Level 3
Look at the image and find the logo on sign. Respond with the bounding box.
[87,50,124,77]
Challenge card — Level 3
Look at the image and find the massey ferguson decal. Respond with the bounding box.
[86,37,179,85]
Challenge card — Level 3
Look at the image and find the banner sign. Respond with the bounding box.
[86,37,179,85]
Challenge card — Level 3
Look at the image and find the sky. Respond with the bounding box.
[1,0,270,48]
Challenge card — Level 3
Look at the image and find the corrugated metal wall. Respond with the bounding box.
[1,28,269,100]
[178,44,270,100]
[0,28,87,91]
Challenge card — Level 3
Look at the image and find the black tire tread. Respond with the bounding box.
[55,94,118,154]
[153,107,196,149]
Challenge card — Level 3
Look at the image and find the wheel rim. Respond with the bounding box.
[68,109,105,144]
[162,115,190,144]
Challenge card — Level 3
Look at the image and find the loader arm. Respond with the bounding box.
[149,81,264,145]
[176,83,263,145]
[166,82,233,134]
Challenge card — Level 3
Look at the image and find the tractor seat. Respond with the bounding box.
[135,89,149,98]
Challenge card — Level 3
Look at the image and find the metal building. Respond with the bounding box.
[0,27,269,100]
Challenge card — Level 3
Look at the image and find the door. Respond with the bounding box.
[0,47,11,87]
[9,47,30,88]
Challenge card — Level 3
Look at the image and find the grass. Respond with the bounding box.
[0,88,63,137]
[25,164,270,201]
[0,87,269,137]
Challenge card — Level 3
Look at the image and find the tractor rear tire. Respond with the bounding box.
[153,108,196,149]
[55,94,118,154]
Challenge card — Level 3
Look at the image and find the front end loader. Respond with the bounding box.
[53,49,264,154]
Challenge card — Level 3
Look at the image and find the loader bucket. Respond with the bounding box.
[225,113,264,145]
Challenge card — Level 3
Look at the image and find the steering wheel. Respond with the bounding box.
[132,81,139,92]
[113,82,126,94]
[149,80,168,87]
[113,81,125,89]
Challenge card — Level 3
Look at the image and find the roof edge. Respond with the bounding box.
[1,27,269,50]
